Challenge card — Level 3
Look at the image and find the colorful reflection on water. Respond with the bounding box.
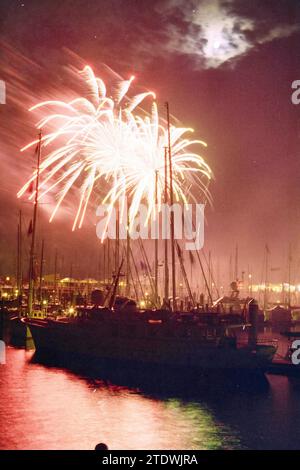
[1,347,300,449]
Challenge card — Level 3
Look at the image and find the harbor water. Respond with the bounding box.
[1,346,300,450]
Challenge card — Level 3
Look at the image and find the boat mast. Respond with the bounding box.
[165,102,176,311]
[163,146,169,305]
[17,209,23,299]
[196,249,213,306]
[97,244,101,284]
[229,254,233,283]
[28,130,42,316]
[38,239,45,305]
[176,241,195,307]
[248,264,252,297]
[106,258,124,309]
[234,243,238,281]
[54,248,58,303]
[208,250,212,301]
[127,252,139,301]
[129,244,146,302]
[139,239,156,302]
[115,202,120,291]
[126,205,130,297]
[103,241,107,283]
[154,170,159,306]
[263,244,269,311]
[288,243,292,308]
[107,237,111,283]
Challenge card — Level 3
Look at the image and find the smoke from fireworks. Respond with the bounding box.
[18,66,212,233]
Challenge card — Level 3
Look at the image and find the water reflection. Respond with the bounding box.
[1,347,300,449]
[0,347,244,449]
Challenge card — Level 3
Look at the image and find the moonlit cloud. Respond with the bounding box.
[258,23,300,44]
[156,0,300,69]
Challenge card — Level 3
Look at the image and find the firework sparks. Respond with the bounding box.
[18,66,212,233]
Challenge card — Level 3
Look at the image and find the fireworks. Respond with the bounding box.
[18,66,212,232]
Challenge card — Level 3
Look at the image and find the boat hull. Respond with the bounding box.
[25,318,275,373]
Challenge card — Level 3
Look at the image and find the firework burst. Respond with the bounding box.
[18,66,212,232]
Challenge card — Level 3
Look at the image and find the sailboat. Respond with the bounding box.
[23,107,277,379]
[9,130,45,345]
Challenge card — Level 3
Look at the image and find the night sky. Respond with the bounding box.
[0,0,300,287]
